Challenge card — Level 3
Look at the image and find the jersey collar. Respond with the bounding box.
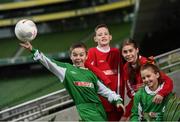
[145,83,164,95]
[96,46,110,53]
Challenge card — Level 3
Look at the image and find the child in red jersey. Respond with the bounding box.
[85,24,125,121]
[121,38,173,120]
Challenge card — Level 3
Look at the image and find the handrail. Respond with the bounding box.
[154,48,180,73]
[0,88,66,113]
[161,62,180,71]
[11,99,73,122]
[0,88,74,121]
[155,48,180,59]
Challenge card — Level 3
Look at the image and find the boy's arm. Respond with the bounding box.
[97,80,125,112]
[20,42,66,82]
[32,49,66,82]
[85,62,111,85]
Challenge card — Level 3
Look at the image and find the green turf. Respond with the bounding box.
[0,22,131,58]
[0,73,64,109]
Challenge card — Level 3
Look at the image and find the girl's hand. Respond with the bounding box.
[153,94,164,104]
[19,41,33,51]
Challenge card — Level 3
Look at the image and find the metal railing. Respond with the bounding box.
[155,48,180,73]
[0,89,73,121]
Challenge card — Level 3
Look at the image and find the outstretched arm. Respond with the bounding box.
[97,80,125,113]
[20,41,66,82]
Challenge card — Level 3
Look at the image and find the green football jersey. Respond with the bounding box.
[130,84,172,121]
[32,49,122,121]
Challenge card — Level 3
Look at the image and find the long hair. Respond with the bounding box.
[121,38,140,84]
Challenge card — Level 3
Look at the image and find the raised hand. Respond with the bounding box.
[153,94,164,104]
[19,41,33,51]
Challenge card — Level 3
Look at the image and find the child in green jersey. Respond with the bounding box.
[20,41,125,121]
[130,63,173,121]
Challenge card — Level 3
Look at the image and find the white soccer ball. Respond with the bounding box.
[15,19,37,42]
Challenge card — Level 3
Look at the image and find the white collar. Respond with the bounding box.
[145,83,164,95]
[73,64,88,70]
[96,46,110,53]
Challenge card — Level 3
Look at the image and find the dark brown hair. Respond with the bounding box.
[94,24,111,36]
[140,63,161,82]
[141,63,160,74]
[121,38,139,50]
[69,42,87,55]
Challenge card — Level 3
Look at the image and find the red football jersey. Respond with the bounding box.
[85,47,125,111]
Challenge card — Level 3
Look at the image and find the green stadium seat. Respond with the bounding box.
[163,94,180,121]
[143,93,180,121]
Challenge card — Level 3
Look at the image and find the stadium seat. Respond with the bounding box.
[143,93,180,121]
[163,94,180,121]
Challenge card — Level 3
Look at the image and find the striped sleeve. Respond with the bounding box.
[32,49,67,82]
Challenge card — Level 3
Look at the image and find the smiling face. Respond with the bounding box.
[70,47,87,68]
[122,44,139,64]
[140,67,160,91]
[94,27,112,47]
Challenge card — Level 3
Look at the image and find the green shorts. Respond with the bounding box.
[77,103,107,121]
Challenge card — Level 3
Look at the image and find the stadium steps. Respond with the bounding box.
[0,89,73,121]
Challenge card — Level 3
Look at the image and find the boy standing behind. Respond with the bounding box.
[85,24,125,121]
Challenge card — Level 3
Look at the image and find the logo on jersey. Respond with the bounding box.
[99,60,105,63]
[103,69,117,75]
[74,81,94,88]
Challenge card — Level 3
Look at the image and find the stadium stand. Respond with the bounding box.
[0,0,135,26]
[0,1,134,58]
[0,0,71,11]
